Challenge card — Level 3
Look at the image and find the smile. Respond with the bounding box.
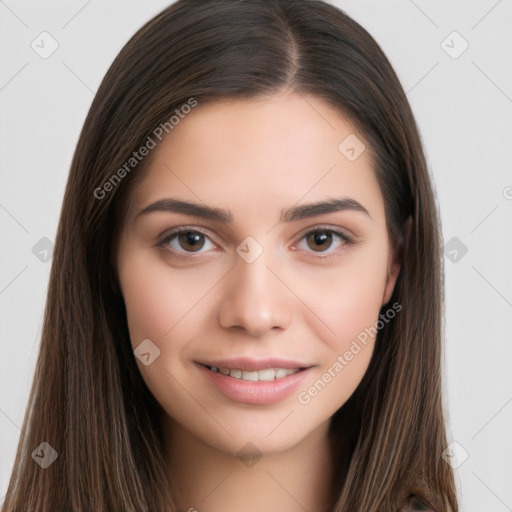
[205,365,302,381]
[197,362,314,405]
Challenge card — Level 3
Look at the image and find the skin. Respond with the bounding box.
[116,90,402,511]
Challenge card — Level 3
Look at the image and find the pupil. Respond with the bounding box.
[179,231,204,251]
[308,231,332,252]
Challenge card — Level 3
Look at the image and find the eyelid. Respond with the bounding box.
[155,225,215,244]
[293,223,354,243]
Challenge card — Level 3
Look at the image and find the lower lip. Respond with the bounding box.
[197,364,312,405]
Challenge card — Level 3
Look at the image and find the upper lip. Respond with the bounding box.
[197,357,314,371]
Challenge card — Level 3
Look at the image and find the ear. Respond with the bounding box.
[381,216,411,306]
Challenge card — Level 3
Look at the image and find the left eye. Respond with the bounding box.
[295,228,352,254]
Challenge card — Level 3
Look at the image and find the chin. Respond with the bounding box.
[173,407,330,459]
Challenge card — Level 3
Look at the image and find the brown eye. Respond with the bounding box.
[306,230,334,252]
[158,228,216,255]
[294,227,353,259]
[177,231,206,252]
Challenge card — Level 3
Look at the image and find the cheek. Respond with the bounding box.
[291,242,390,413]
[330,260,387,343]
[120,267,177,347]
[119,249,219,347]
[290,240,390,350]
[118,249,220,417]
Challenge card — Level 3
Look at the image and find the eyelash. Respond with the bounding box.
[155,225,355,261]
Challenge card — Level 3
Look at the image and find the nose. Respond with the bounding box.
[217,248,292,338]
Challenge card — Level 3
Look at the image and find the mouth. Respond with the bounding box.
[202,364,309,382]
[195,358,315,405]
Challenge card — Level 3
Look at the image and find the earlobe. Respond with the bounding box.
[381,259,401,306]
[381,216,412,306]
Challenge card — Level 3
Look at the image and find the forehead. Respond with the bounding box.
[128,92,384,223]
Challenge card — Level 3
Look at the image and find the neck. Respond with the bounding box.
[163,417,335,512]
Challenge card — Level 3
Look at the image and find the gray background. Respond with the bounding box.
[1,1,511,510]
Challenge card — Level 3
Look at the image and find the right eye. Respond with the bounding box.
[157,228,217,256]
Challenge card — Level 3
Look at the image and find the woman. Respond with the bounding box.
[1,1,458,510]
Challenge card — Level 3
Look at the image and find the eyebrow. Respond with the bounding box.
[135,197,371,223]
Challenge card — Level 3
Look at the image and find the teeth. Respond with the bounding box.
[275,368,295,379]
[208,366,300,381]
[257,368,275,381]
[242,370,259,381]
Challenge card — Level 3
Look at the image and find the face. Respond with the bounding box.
[116,92,401,457]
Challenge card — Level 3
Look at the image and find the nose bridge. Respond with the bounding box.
[217,237,292,336]
[235,243,274,298]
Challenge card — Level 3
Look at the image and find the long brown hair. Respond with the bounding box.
[1,1,458,510]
